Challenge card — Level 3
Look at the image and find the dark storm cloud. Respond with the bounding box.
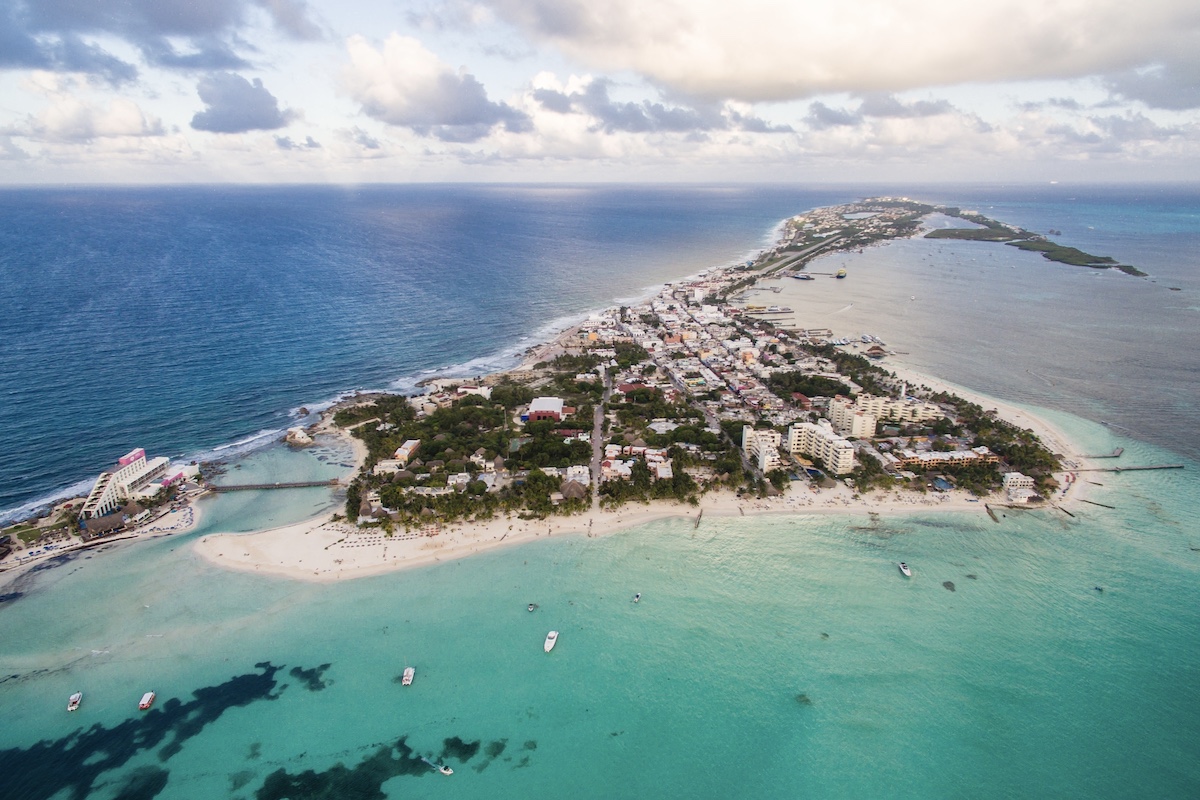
[534,80,791,134]
[350,127,380,149]
[190,72,296,133]
[805,101,861,130]
[275,134,320,149]
[807,93,960,129]
[0,0,320,83]
[1104,63,1200,110]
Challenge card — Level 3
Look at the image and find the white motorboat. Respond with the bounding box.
[898,562,912,577]
[421,756,453,775]
[139,691,156,710]
[544,630,559,652]
[633,593,641,603]
[401,666,415,686]
[67,692,82,712]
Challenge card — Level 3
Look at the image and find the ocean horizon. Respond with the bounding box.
[2,183,1199,799]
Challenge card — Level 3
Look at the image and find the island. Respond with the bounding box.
[4,198,1120,581]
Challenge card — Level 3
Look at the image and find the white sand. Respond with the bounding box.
[193,428,1092,584]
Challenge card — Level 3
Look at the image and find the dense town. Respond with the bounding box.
[336,199,1061,531]
[1,199,1066,562]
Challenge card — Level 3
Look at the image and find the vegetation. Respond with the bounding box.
[924,208,1145,276]
[932,392,1061,490]
[766,371,853,400]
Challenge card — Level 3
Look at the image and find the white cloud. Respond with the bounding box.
[481,0,1200,102]
[15,73,164,142]
[340,34,529,141]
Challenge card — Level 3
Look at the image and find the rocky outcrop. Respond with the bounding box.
[285,427,314,447]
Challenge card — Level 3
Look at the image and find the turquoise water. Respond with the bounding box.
[2,415,1198,798]
[189,436,356,537]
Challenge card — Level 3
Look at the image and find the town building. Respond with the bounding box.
[80,448,171,519]
[893,446,999,468]
[526,396,573,422]
[785,420,856,475]
[1003,471,1037,502]
[741,426,782,472]
[853,394,943,424]
[393,440,421,465]
[828,397,878,438]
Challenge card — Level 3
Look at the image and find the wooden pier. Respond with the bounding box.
[206,479,340,492]
[1082,447,1125,459]
[1075,464,1183,473]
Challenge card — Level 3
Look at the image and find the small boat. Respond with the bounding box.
[401,666,414,686]
[527,603,537,612]
[633,593,641,603]
[795,274,815,281]
[421,756,454,775]
[544,631,559,652]
[139,691,156,710]
[67,692,82,712]
[898,562,912,577]
[836,268,847,279]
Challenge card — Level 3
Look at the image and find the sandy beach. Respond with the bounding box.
[193,414,1094,584]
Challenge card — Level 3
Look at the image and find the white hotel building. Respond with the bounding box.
[828,397,877,438]
[785,420,856,476]
[81,448,171,519]
[853,394,943,424]
[741,426,783,472]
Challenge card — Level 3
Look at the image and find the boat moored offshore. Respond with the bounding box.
[139,691,156,710]
[544,631,559,652]
[401,666,415,686]
[67,692,82,712]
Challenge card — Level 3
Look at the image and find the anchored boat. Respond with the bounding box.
[544,631,559,652]
[139,691,156,710]
[67,692,82,712]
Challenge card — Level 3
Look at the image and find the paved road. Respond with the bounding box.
[590,370,613,512]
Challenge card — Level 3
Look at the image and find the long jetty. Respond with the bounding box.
[1082,447,1125,459]
[206,479,340,492]
[1074,464,1183,473]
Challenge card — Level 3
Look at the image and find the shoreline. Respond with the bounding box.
[193,461,1089,584]
[192,337,1100,583]
[191,199,1109,584]
[8,199,1105,586]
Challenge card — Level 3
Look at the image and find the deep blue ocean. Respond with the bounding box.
[0,185,858,521]
[1,184,1198,799]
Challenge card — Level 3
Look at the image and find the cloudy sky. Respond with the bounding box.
[2,0,1199,183]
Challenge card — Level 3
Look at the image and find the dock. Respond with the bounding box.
[206,479,340,492]
[1083,447,1125,459]
[1074,464,1183,473]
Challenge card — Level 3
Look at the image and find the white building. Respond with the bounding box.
[853,394,943,424]
[393,440,421,465]
[1003,471,1037,502]
[81,448,172,518]
[565,465,591,485]
[741,426,782,472]
[828,397,878,438]
[528,396,566,421]
[785,420,856,476]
